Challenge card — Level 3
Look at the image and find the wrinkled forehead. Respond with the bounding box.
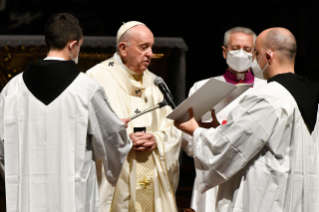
[228,32,254,46]
[129,26,154,45]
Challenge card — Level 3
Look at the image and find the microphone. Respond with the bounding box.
[154,77,176,109]
[128,77,176,121]
[129,102,165,120]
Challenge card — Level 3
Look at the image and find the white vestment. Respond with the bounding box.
[0,68,132,212]
[182,75,266,212]
[191,80,319,212]
[87,53,182,212]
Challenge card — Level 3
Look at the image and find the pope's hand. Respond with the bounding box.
[174,107,199,136]
[129,132,157,152]
[120,118,131,128]
[198,110,220,129]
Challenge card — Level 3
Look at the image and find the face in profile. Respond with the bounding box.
[120,25,154,74]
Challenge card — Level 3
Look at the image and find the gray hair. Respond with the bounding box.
[116,29,132,52]
[224,27,257,46]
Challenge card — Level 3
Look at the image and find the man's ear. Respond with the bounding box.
[118,42,128,57]
[68,40,77,51]
[222,46,227,59]
[265,50,274,64]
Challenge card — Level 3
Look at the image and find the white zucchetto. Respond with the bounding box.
[116,21,145,43]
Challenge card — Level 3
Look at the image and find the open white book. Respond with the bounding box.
[167,78,253,122]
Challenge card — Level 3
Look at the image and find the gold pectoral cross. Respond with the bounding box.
[139,177,151,189]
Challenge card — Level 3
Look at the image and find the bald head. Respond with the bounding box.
[254,28,296,79]
[263,28,297,62]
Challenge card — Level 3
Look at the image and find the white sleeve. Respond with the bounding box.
[181,82,200,156]
[149,105,182,164]
[182,133,195,157]
[193,95,278,192]
[88,87,132,186]
[312,105,319,143]
[0,87,7,180]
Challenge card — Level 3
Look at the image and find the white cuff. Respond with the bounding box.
[193,127,206,157]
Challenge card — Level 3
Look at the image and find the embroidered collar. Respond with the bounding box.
[114,53,144,77]
[103,55,152,97]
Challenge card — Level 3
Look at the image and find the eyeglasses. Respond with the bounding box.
[225,46,255,54]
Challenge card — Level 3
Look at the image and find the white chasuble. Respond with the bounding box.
[87,53,182,212]
[129,77,155,212]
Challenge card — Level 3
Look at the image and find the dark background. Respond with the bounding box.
[1,0,319,88]
[1,0,319,208]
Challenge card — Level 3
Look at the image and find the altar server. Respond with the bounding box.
[176,28,319,212]
[87,21,182,212]
[183,27,266,212]
[0,13,132,212]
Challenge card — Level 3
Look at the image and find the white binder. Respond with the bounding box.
[167,78,252,122]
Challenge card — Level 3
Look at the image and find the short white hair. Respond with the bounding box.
[224,27,256,46]
[116,29,131,52]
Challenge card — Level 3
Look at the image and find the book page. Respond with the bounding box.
[167,78,252,122]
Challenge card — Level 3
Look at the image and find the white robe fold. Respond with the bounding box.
[87,54,182,212]
[182,75,266,212]
[0,72,132,212]
[191,81,319,212]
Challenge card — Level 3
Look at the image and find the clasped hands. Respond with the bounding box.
[174,108,220,136]
[129,132,157,152]
[120,118,157,152]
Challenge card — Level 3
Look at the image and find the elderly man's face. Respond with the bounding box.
[222,32,254,73]
[124,25,154,74]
